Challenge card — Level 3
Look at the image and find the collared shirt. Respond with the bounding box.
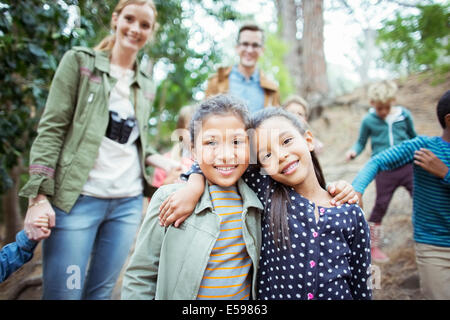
[228,65,265,114]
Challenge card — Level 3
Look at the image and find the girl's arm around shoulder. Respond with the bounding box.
[121,184,182,300]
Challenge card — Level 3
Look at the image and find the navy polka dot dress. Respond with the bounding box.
[243,166,372,300]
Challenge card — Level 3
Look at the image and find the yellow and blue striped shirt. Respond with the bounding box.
[197,185,252,300]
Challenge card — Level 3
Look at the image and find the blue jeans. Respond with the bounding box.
[42,194,143,300]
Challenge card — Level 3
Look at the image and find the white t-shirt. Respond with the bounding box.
[81,64,143,198]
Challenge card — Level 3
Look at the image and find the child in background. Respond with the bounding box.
[282,95,323,155]
[161,107,371,300]
[151,105,196,187]
[1,215,49,283]
[122,95,264,300]
[352,90,450,299]
[345,80,417,263]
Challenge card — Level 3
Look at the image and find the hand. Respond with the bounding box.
[346,150,356,162]
[24,195,55,241]
[145,154,182,173]
[414,148,449,179]
[32,215,51,239]
[159,173,205,227]
[164,158,183,173]
[327,180,359,206]
[158,188,198,227]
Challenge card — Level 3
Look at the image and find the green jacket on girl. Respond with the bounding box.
[122,179,263,300]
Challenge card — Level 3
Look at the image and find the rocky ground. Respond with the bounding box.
[0,71,448,300]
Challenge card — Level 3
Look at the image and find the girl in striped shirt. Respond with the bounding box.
[123,95,263,299]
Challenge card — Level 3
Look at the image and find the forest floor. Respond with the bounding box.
[0,71,448,300]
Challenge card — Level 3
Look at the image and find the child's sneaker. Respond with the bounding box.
[371,245,390,263]
[369,222,390,263]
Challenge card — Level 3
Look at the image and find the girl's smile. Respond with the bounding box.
[281,160,299,175]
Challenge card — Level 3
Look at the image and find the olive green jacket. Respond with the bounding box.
[121,179,263,300]
[19,47,157,213]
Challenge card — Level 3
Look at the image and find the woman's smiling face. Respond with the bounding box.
[193,113,250,187]
[112,3,155,54]
[255,117,316,188]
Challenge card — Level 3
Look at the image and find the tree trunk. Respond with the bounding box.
[357,28,376,86]
[301,0,329,105]
[275,0,303,96]
[2,161,24,245]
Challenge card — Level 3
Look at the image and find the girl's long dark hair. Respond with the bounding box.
[251,107,326,249]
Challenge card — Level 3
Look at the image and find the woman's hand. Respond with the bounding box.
[24,194,55,241]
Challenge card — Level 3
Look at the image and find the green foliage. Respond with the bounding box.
[376,3,450,74]
[259,32,295,102]
[0,1,76,193]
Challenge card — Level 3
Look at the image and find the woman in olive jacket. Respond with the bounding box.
[19,0,178,300]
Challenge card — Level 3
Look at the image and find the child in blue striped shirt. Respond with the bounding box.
[352,90,450,299]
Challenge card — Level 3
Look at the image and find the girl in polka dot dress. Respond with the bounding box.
[160,107,370,300]
[249,107,372,300]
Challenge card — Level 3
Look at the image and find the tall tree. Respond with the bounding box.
[275,0,303,96]
[301,0,328,103]
[275,0,328,105]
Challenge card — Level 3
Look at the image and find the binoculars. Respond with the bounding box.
[105,111,136,144]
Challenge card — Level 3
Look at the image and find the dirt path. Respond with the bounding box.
[1,72,448,300]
